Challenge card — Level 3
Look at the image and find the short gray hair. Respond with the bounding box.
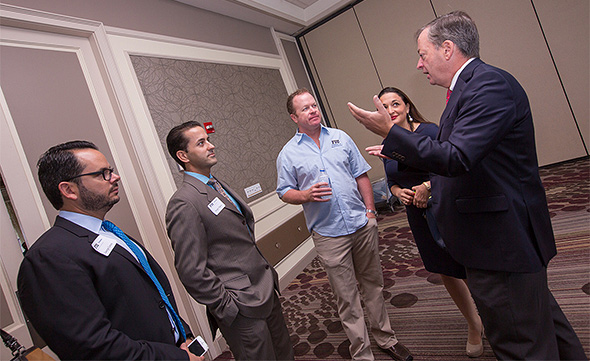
[416,10,480,58]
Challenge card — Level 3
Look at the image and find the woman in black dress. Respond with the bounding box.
[377,87,484,357]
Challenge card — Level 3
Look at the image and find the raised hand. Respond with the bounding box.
[348,95,393,138]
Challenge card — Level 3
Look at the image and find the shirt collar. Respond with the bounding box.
[184,171,212,184]
[449,57,476,91]
[295,125,330,143]
[59,210,103,234]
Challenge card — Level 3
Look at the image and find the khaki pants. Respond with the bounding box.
[312,218,397,361]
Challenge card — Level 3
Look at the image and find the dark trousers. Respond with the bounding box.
[466,267,587,360]
[217,292,294,361]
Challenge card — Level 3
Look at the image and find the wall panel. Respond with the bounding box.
[0,44,142,241]
[430,0,586,165]
[355,0,444,124]
[129,55,292,202]
[533,0,589,155]
[282,38,313,91]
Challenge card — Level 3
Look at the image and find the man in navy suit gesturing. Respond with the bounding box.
[348,11,586,360]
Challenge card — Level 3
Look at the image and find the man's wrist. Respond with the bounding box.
[366,209,378,216]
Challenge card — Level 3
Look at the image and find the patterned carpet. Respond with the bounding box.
[216,157,590,360]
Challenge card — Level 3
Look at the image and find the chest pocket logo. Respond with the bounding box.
[331,139,342,148]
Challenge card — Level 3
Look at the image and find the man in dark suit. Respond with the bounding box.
[348,11,586,360]
[17,141,202,360]
[165,121,294,361]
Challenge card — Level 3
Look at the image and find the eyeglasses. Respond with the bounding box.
[65,168,115,182]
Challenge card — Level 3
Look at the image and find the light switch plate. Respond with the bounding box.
[244,183,262,198]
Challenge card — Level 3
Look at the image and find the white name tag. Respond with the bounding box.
[208,197,225,215]
[91,235,116,257]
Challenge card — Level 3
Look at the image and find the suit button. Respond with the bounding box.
[159,300,165,309]
[242,220,246,225]
[265,265,270,269]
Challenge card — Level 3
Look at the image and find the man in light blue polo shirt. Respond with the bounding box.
[276,89,412,361]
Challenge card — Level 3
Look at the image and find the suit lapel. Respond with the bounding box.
[55,216,172,300]
[54,216,145,272]
[110,239,145,270]
[182,173,243,216]
[182,173,255,235]
[217,178,255,229]
[55,216,145,272]
[438,59,483,140]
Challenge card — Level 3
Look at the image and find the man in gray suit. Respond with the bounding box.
[165,121,294,361]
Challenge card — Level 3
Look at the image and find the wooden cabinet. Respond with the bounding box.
[257,211,310,266]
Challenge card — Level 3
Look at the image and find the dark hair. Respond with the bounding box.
[166,121,203,169]
[37,140,98,210]
[377,87,430,131]
[416,10,479,58]
[286,88,311,115]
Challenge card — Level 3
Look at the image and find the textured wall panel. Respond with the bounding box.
[130,55,294,202]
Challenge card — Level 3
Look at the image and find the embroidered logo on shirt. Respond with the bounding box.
[331,139,342,147]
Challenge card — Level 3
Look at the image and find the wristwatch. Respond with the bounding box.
[422,181,431,191]
[366,209,378,216]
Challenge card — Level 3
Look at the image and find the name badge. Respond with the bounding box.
[92,235,116,257]
[208,197,225,215]
[331,139,342,147]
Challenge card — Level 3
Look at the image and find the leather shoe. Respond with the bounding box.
[380,342,413,361]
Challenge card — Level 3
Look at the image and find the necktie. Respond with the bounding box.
[101,220,186,340]
[446,89,453,104]
[207,177,232,203]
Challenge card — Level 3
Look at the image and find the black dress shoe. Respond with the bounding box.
[380,342,413,361]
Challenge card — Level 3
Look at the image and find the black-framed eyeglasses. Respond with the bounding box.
[65,168,114,182]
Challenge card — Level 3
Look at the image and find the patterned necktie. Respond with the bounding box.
[101,220,186,340]
[207,177,232,203]
[446,89,453,104]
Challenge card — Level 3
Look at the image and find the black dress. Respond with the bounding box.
[383,123,466,278]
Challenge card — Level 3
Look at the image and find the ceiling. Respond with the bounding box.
[173,0,356,35]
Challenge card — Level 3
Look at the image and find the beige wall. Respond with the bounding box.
[282,38,313,92]
[301,0,589,178]
[0,45,142,241]
[533,0,589,150]
[1,0,278,54]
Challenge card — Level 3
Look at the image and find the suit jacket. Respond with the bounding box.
[17,216,191,360]
[166,174,279,334]
[382,58,556,273]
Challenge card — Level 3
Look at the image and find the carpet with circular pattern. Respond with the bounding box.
[215,157,589,360]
